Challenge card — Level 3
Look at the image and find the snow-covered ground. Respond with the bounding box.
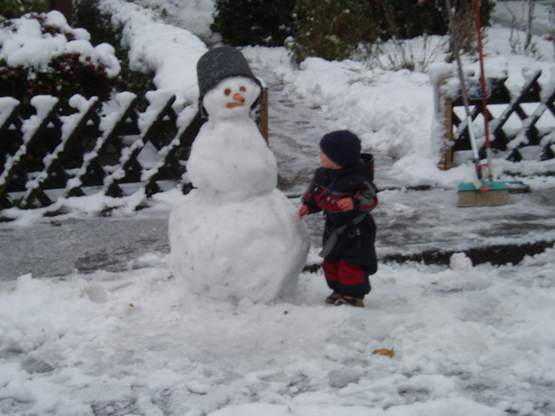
[2,249,555,415]
[2,2,555,415]
[129,0,215,42]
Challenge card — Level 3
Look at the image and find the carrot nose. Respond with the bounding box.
[233,93,245,103]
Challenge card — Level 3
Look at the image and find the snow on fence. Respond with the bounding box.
[0,88,268,217]
[432,66,555,170]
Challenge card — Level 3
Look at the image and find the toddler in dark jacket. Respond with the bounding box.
[299,130,378,307]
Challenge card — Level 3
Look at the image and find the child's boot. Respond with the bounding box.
[333,295,365,307]
[325,292,341,304]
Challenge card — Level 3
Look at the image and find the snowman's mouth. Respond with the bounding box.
[225,102,245,109]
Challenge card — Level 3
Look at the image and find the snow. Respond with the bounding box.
[0,97,19,128]
[64,92,136,193]
[0,11,120,78]
[100,90,175,195]
[187,78,277,199]
[138,89,175,132]
[21,96,98,203]
[2,249,555,414]
[97,0,207,105]
[449,252,473,271]
[1,5,555,413]
[169,189,308,303]
[0,96,58,192]
[141,106,197,183]
[491,1,554,38]
[238,22,554,189]
[131,0,215,41]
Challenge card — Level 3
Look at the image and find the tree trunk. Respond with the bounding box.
[49,0,72,20]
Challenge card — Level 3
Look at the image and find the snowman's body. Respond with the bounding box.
[187,117,277,200]
[169,76,309,303]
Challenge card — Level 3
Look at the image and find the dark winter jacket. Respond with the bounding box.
[303,161,378,273]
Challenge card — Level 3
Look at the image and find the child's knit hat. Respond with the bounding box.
[320,130,361,167]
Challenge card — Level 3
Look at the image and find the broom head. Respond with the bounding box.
[457,180,512,208]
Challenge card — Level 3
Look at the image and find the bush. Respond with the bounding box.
[72,0,155,97]
[288,0,494,64]
[290,0,378,63]
[0,0,48,19]
[0,13,118,104]
[368,0,493,40]
[0,54,114,104]
[211,0,295,47]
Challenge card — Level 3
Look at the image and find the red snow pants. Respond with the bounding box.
[323,258,371,298]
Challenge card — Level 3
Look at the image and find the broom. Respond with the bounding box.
[445,0,511,208]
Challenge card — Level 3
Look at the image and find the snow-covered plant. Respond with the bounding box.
[504,1,541,58]
[368,34,449,73]
[0,11,120,103]
[72,0,156,101]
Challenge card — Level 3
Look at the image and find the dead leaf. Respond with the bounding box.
[372,348,395,358]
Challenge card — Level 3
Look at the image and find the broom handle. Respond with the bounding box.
[445,0,482,176]
[474,0,494,180]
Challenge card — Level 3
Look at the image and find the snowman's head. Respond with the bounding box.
[202,76,261,120]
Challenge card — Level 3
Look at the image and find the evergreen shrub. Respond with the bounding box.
[289,0,494,63]
[0,0,48,19]
[290,0,378,63]
[211,0,295,47]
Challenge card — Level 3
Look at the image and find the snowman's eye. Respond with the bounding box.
[239,86,246,92]
[224,88,231,96]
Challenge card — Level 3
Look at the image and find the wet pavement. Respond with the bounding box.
[1,185,554,280]
[0,215,169,280]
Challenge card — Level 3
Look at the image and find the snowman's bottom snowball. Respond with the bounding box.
[168,189,310,303]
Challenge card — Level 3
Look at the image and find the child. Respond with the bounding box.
[298,130,378,307]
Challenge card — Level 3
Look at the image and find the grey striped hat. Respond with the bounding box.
[197,46,261,106]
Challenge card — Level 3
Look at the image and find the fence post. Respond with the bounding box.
[260,87,269,143]
[431,66,455,170]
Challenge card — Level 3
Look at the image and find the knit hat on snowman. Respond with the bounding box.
[197,46,262,117]
[320,130,361,167]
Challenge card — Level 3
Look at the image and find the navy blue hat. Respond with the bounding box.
[320,130,361,167]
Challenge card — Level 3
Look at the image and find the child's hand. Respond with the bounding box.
[298,205,310,218]
[337,197,354,212]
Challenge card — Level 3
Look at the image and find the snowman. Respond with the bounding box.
[168,47,309,303]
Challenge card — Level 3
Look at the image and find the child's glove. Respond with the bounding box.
[313,190,350,213]
[336,197,354,212]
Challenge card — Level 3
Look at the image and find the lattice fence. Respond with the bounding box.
[433,68,555,170]
[0,88,268,217]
